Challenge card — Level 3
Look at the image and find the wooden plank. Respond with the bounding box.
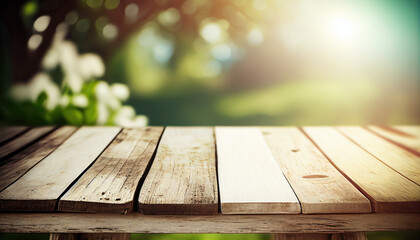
[303,127,420,213]
[139,127,218,215]
[216,127,300,214]
[0,213,419,233]
[0,126,55,159]
[275,234,329,240]
[331,233,367,240]
[368,125,420,154]
[339,127,420,185]
[261,127,371,214]
[0,126,77,192]
[59,127,163,214]
[0,127,121,212]
[80,234,130,240]
[0,126,28,144]
[50,234,78,240]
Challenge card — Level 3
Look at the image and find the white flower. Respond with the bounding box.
[78,53,105,80]
[96,102,109,125]
[58,41,78,73]
[95,81,110,101]
[9,85,30,102]
[72,94,89,108]
[113,106,148,127]
[113,106,135,127]
[64,73,83,93]
[131,115,148,127]
[28,72,61,110]
[42,48,59,70]
[60,95,70,106]
[111,83,129,101]
[95,80,121,110]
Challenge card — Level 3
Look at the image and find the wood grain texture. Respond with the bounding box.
[216,127,300,214]
[0,126,28,144]
[50,234,78,240]
[331,233,367,240]
[1,213,419,233]
[275,234,329,240]
[261,127,371,214]
[368,125,420,154]
[339,127,420,185]
[59,127,163,214]
[139,127,218,215]
[0,127,121,212]
[0,126,55,159]
[80,234,130,240]
[303,127,420,213]
[0,126,77,192]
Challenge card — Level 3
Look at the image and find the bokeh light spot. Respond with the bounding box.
[200,22,222,43]
[247,29,263,45]
[33,15,51,32]
[76,19,90,33]
[105,0,120,10]
[28,34,43,50]
[65,11,79,25]
[103,23,118,40]
[125,3,139,23]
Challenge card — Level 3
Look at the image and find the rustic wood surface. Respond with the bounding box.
[139,127,218,214]
[59,127,163,214]
[0,213,418,233]
[0,126,55,159]
[303,127,420,212]
[0,127,120,212]
[339,127,420,185]
[0,125,419,237]
[368,125,420,155]
[216,127,300,214]
[0,126,77,191]
[261,127,371,214]
[0,126,28,144]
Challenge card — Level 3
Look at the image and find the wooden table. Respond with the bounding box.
[0,126,419,240]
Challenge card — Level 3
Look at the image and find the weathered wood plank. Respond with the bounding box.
[331,233,367,240]
[261,127,371,214]
[50,234,78,240]
[339,127,420,185]
[216,127,300,214]
[303,127,420,213]
[368,125,420,154]
[1,213,419,233]
[0,126,55,159]
[0,127,121,212]
[275,234,329,240]
[0,126,77,192]
[59,127,163,214]
[80,234,130,240]
[139,127,218,215]
[0,126,28,144]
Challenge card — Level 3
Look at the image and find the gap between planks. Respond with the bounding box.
[216,127,300,214]
[0,127,121,212]
[139,127,219,215]
[59,127,164,214]
[261,127,371,214]
[302,127,420,213]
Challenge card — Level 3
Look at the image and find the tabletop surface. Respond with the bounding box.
[0,125,419,215]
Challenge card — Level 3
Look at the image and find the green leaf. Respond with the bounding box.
[63,107,84,125]
[84,102,98,125]
[36,91,48,106]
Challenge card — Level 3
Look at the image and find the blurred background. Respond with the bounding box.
[0,0,419,126]
[0,0,419,239]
